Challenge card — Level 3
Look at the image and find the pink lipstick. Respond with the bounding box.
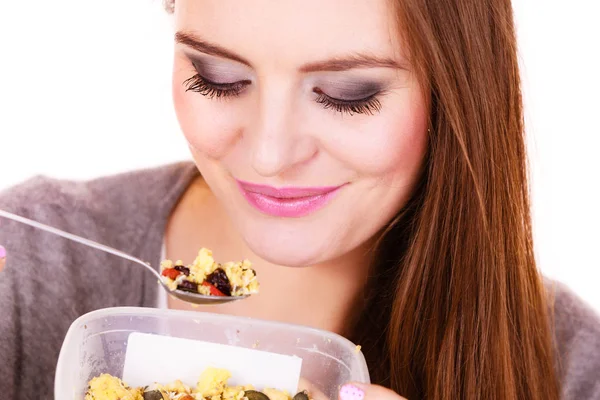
[236,180,344,218]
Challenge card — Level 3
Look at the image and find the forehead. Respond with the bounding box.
[175,0,402,65]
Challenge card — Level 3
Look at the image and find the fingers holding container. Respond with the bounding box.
[339,383,408,400]
[0,245,6,272]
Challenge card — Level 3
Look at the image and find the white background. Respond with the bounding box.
[0,1,599,312]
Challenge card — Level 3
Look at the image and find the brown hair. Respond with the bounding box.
[353,0,560,398]
[166,0,560,398]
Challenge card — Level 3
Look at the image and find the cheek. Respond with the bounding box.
[172,66,240,160]
[319,93,429,180]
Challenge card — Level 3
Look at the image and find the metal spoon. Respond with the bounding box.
[0,209,249,305]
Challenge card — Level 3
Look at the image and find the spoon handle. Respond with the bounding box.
[0,208,162,280]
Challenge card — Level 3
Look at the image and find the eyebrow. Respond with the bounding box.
[175,31,406,72]
[300,55,405,72]
[176,32,252,67]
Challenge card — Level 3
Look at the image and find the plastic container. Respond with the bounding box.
[55,307,370,399]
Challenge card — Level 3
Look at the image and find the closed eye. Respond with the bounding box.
[182,74,384,116]
[183,74,251,98]
[313,88,383,116]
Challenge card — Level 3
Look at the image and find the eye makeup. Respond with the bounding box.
[309,77,386,115]
[187,54,252,84]
[311,79,383,102]
[181,51,389,115]
[313,88,383,116]
[183,53,253,98]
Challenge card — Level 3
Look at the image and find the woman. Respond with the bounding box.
[0,0,599,399]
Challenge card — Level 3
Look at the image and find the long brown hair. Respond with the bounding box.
[353,0,560,398]
[165,0,560,398]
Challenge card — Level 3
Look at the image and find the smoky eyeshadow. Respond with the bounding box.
[314,80,383,101]
[186,53,250,84]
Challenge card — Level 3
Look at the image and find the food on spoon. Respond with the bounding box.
[160,248,259,297]
[84,367,311,400]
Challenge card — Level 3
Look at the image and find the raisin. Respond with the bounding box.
[174,265,190,276]
[177,280,199,293]
[206,268,232,296]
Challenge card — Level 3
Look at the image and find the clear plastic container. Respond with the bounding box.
[55,307,370,399]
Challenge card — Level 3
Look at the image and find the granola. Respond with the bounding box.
[84,367,310,400]
[161,248,259,297]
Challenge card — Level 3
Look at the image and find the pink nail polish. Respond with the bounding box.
[339,384,365,400]
[0,245,6,258]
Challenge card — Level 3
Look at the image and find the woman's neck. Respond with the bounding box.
[164,176,372,335]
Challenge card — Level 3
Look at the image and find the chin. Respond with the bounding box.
[242,230,328,268]
[252,242,323,268]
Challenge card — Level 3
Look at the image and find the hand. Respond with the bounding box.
[339,383,408,400]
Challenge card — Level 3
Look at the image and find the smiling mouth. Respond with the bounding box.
[235,180,345,218]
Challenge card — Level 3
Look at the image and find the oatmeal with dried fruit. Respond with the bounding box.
[161,248,259,297]
[84,367,310,400]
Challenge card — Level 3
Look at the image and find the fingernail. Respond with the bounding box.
[339,384,365,400]
[0,245,6,258]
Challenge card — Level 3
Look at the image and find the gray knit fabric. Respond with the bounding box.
[0,162,598,399]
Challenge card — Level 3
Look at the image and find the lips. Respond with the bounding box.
[236,180,344,218]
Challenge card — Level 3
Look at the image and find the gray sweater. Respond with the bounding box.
[0,162,599,399]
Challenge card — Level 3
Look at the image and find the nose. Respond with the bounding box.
[248,86,316,177]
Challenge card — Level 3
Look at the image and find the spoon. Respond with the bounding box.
[0,208,249,305]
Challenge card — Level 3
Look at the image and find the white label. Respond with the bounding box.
[122,332,302,394]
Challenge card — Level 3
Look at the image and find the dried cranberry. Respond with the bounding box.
[202,281,226,296]
[206,268,232,296]
[174,265,190,276]
[177,280,198,293]
[161,268,181,280]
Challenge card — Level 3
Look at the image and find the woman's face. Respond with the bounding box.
[172,0,428,267]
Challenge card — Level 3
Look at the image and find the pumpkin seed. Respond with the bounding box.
[293,390,310,400]
[244,390,271,400]
[143,390,165,400]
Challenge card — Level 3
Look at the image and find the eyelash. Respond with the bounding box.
[183,74,248,98]
[183,74,382,116]
[313,89,382,116]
